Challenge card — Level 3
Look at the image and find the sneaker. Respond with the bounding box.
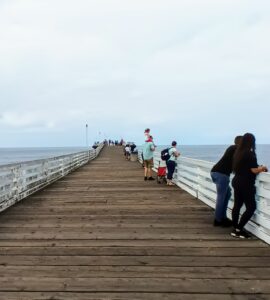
[231,228,240,238]
[148,177,155,181]
[238,230,251,239]
[144,176,147,181]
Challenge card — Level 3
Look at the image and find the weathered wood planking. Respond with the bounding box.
[0,293,268,300]
[0,146,269,300]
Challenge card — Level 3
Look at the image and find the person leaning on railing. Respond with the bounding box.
[210,135,242,227]
[166,141,180,186]
[231,133,268,239]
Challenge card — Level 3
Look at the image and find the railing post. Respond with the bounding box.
[196,165,200,199]
[11,165,20,203]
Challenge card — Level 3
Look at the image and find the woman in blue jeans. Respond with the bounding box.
[166,141,180,186]
[210,136,242,227]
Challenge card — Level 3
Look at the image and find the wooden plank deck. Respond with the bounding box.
[0,146,269,300]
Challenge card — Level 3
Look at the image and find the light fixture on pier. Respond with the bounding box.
[85,124,89,148]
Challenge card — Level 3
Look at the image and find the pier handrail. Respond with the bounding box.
[138,149,270,244]
[0,144,104,213]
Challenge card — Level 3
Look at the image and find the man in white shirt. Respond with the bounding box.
[166,141,180,186]
[125,145,131,160]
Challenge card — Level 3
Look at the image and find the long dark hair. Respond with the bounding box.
[233,133,256,173]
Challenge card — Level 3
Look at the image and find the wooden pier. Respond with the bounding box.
[0,146,269,300]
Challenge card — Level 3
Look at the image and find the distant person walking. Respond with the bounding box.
[125,144,131,160]
[210,136,242,227]
[231,133,268,239]
[166,141,180,186]
[143,135,156,181]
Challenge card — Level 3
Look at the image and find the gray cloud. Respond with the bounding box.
[0,0,270,146]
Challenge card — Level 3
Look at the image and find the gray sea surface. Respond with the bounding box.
[0,147,89,166]
[149,144,270,167]
[0,145,269,167]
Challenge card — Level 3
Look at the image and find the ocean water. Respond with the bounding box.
[0,145,270,167]
[0,147,89,166]
[179,144,270,166]
[154,144,270,167]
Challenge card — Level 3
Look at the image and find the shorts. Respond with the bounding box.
[144,158,153,168]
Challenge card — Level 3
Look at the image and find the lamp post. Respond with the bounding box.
[85,124,89,148]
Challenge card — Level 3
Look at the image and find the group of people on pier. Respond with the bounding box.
[211,133,268,239]
[142,128,180,185]
[141,129,268,239]
[104,139,123,146]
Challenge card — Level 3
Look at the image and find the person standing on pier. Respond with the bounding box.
[210,136,242,227]
[166,141,180,186]
[141,128,151,168]
[231,133,268,239]
[143,135,156,181]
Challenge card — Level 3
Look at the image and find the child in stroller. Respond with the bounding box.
[157,160,167,184]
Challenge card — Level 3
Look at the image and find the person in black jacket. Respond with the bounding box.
[231,133,268,239]
[210,136,242,227]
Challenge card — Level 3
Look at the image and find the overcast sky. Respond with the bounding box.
[0,0,269,147]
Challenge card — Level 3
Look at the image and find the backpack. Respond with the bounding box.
[161,147,171,161]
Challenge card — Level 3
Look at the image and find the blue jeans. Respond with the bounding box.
[166,160,176,180]
[211,172,231,222]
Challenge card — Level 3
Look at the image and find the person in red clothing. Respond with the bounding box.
[144,128,150,141]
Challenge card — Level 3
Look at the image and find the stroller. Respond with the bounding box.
[157,160,167,184]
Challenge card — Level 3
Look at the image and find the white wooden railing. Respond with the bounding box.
[0,144,104,213]
[139,150,270,244]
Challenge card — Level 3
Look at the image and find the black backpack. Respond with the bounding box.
[161,147,171,161]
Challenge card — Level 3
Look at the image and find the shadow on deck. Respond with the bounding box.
[0,146,269,299]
